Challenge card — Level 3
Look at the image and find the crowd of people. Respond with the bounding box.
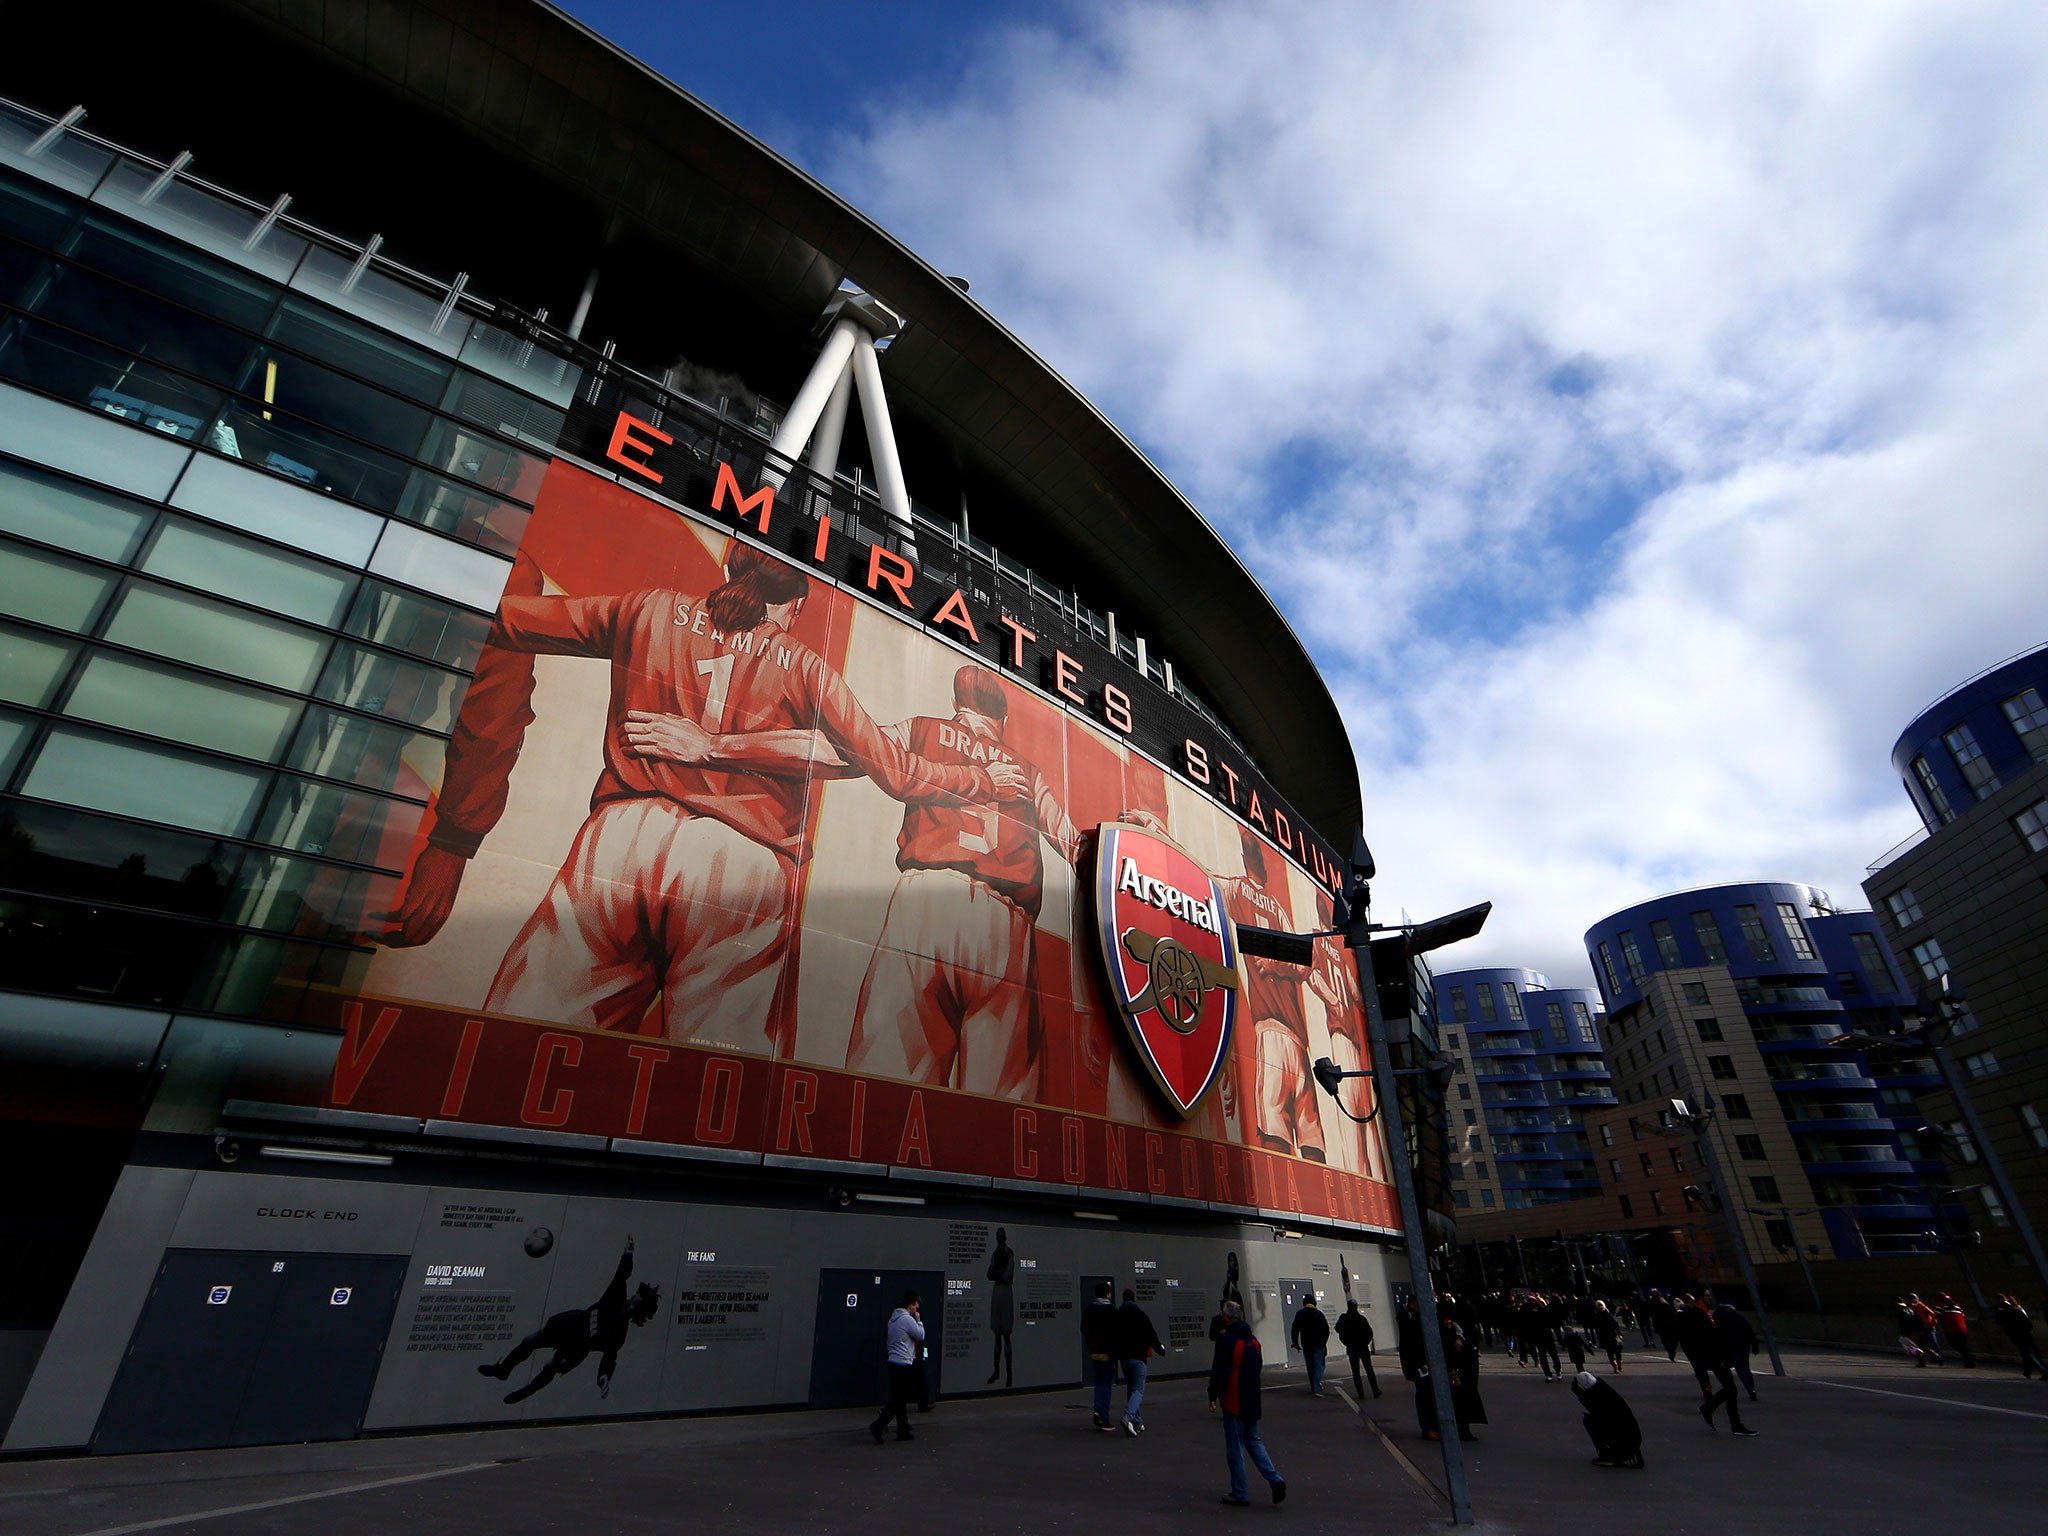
[866,1273,2044,1501]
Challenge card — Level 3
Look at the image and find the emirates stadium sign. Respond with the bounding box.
[1093,821,1241,1117]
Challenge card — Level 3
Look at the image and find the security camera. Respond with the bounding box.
[213,1133,240,1165]
[830,1187,853,1208]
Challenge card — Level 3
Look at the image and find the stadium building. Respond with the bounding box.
[0,1,1420,1453]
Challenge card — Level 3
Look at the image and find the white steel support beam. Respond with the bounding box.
[764,317,862,487]
[850,333,916,552]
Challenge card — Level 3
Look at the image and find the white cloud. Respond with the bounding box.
[827,0,2048,984]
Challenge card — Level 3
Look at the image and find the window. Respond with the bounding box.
[1449,986,1470,1022]
[1453,1190,1471,1209]
[1476,984,1498,1023]
[1619,930,1647,984]
[1777,901,1817,960]
[2004,687,2048,763]
[1639,1152,1655,1176]
[1691,910,1728,964]
[1608,1158,1624,1180]
[1463,1110,1477,1126]
[1885,888,1923,927]
[1694,1018,1723,1042]
[1480,1189,1495,1208]
[1599,1125,1614,1147]
[1962,1050,2001,1079]
[1722,1093,1751,1119]
[1836,970,1864,997]
[1733,904,1777,962]
[1911,939,1949,983]
[1617,1193,1635,1219]
[1708,1055,1737,1080]
[1628,1117,1643,1141]
[1750,1176,1782,1202]
[1544,1001,1566,1037]
[1502,982,1524,1022]
[1851,932,1895,991]
[1598,942,1622,998]
[1947,1121,1980,1164]
[1443,1032,1459,1050]
[1911,754,1956,825]
[1982,1188,2013,1229]
[1449,1161,1464,1181]
[1648,1190,1666,1215]
[1457,1083,1471,1101]
[1682,982,1711,1006]
[1573,1002,1597,1043]
[1944,723,2000,799]
[1654,1029,1668,1056]
[1765,1218,1794,1251]
[1735,1134,1766,1160]
[1645,917,1682,968]
[2021,1105,2048,1151]
[2016,800,2048,855]
[1665,1149,1683,1174]
[1473,1162,1488,1180]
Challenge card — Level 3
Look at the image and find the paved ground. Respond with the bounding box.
[2,1344,2043,1536]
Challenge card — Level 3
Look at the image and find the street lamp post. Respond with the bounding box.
[1745,1206,1825,1314]
[1671,1099,1786,1377]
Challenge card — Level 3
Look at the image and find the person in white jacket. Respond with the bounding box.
[871,1292,927,1444]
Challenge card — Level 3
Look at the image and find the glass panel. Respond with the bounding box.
[0,796,242,920]
[314,642,469,730]
[22,725,268,836]
[253,776,424,871]
[289,246,461,360]
[29,259,253,387]
[391,466,529,554]
[418,416,547,503]
[240,339,433,461]
[208,398,412,511]
[0,621,76,706]
[0,167,78,248]
[0,315,226,438]
[219,850,399,944]
[343,580,491,670]
[64,654,301,761]
[194,926,367,1022]
[455,317,581,409]
[0,229,51,311]
[0,891,216,1008]
[0,123,114,195]
[0,457,152,560]
[0,540,115,630]
[0,710,28,781]
[103,584,330,693]
[267,296,451,404]
[441,366,567,452]
[286,707,445,797]
[140,517,354,626]
[87,162,306,284]
[65,210,275,328]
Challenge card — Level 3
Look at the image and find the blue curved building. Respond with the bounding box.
[1432,968,1614,1215]
[1864,645,2048,1280]
[1583,883,1953,1261]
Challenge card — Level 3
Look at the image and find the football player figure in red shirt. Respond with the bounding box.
[384,546,1002,1058]
[845,666,1081,1099]
[1220,828,1325,1162]
[1306,890,1381,1178]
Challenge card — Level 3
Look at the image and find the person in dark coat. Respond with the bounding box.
[1594,1302,1625,1372]
[1335,1299,1381,1398]
[1572,1370,1644,1467]
[1113,1287,1165,1435]
[1209,1301,1286,1506]
[1081,1280,1119,1430]
[1677,1293,1755,1435]
[1290,1296,1332,1397]
[1994,1293,2048,1378]
[1396,1294,1438,1439]
[1442,1320,1485,1442]
[1713,1298,1760,1400]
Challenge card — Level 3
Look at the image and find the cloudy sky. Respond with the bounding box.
[564,0,2048,987]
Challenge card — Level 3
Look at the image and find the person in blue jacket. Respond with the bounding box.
[1208,1301,1287,1507]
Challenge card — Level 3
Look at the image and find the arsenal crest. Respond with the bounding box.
[1093,821,1241,1117]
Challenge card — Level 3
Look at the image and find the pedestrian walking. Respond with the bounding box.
[1594,1302,1625,1373]
[1572,1371,1645,1468]
[1653,1292,1680,1362]
[1993,1294,2048,1378]
[1904,1294,1945,1365]
[1677,1292,1756,1437]
[1082,1280,1119,1431]
[1114,1287,1165,1435]
[1210,1301,1286,1506]
[870,1291,926,1444]
[1934,1294,1976,1368]
[1712,1298,1760,1400]
[1335,1299,1382,1398]
[1290,1294,1331,1397]
[1562,1324,1589,1375]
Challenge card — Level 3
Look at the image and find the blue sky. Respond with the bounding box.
[557,1,2048,985]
